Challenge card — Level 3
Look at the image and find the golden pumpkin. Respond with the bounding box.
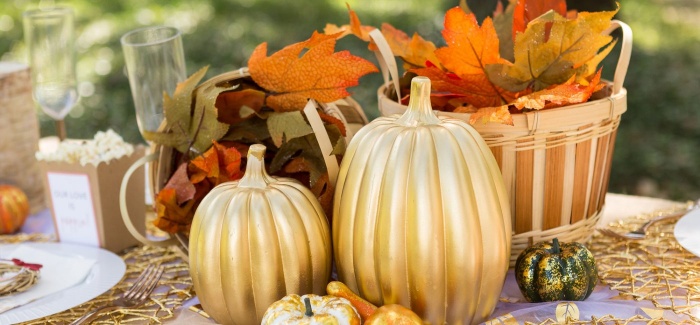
[189,144,332,325]
[0,185,30,234]
[332,76,512,324]
[261,294,360,325]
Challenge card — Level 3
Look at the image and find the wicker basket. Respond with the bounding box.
[371,21,632,265]
[149,68,368,226]
[0,62,45,214]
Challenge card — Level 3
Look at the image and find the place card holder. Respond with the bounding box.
[40,145,146,253]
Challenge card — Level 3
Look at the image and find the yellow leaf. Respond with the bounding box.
[487,7,618,92]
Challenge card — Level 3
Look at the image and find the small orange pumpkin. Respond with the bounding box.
[0,185,30,234]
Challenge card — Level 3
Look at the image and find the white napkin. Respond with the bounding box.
[0,245,96,314]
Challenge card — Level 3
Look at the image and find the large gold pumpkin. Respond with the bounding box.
[0,184,30,234]
[189,144,332,325]
[332,77,512,324]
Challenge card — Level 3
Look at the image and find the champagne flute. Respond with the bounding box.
[121,26,186,138]
[119,26,187,247]
[23,7,78,141]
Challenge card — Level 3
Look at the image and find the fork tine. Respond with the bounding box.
[124,265,157,299]
[133,265,164,302]
[597,228,624,239]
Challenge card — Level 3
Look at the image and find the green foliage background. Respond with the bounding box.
[1,0,699,201]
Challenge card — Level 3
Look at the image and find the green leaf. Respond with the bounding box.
[189,82,237,155]
[220,115,271,142]
[269,133,327,186]
[325,124,346,156]
[266,111,314,148]
[493,0,517,62]
[165,66,209,153]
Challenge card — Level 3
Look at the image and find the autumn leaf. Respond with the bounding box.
[216,88,266,124]
[189,141,243,186]
[512,0,567,40]
[486,7,617,92]
[412,8,515,108]
[508,69,604,111]
[248,31,378,112]
[153,188,197,234]
[493,0,517,61]
[190,79,235,156]
[380,23,442,69]
[465,105,514,125]
[270,133,327,186]
[143,66,233,156]
[318,110,346,137]
[163,162,196,204]
[323,3,374,43]
[267,111,314,148]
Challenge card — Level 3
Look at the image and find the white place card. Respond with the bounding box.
[46,172,101,247]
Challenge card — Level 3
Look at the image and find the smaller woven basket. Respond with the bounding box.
[0,63,44,214]
[149,68,368,231]
[372,21,633,266]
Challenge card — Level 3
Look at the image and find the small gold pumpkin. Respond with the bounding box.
[333,76,512,324]
[0,185,30,234]
[189,144,332,325]
[261,294,360,325]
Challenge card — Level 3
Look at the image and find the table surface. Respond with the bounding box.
[13,192,696,324]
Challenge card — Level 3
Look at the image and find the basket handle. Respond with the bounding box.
[371,20,633,98]
[304,99,341,187]
[605,20,633,96]
[370,29,401,102]
[119,153,178,247]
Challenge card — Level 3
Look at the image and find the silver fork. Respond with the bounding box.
[597,199,700,240]
[69,264,165,325]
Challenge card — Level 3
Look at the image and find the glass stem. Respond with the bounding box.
[55,119,66,141]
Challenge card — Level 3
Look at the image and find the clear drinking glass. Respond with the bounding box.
[23,7,79,140]
[119,26,186,248]
[121,26,186,137]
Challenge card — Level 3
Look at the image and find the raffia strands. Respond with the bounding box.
[0,234,194,325]
[589,203,700,323]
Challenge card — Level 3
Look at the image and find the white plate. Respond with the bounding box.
[674,208,700,257]
[0,242,125,324]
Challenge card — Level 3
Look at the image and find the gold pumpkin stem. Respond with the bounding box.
[396,76,441,126]
[304,297,314,317]
[239,144,275,188]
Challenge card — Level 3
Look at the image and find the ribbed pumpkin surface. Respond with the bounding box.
[189,145,332,325]
[333,77,512,325]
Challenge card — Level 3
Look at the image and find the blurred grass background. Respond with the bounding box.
[1,0,699,201]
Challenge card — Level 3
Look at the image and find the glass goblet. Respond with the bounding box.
[23,7,79,140]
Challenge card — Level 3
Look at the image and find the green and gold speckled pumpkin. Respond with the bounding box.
[515,238,598,302]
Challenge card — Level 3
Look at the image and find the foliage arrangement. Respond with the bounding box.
[327,0,619,125]
[144,32,377,233]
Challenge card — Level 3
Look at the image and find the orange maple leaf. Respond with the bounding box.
[380,23,442,69]
[323,3,374,43]
[412,8,515,108]
[248,31,378,112]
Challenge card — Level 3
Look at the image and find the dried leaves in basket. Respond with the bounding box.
[144,31,377,234]
[327,0,617,125]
